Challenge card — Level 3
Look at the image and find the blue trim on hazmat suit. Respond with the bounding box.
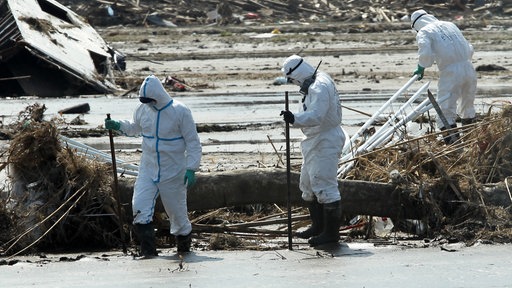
[118,75,202,236]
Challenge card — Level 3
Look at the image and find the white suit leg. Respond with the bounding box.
[458,64,477,119]
[310,144,342,204]
[158,176,192,236]
[132,176,159,225]
[437,68,459,128]
[299,136,342,204]
[299,161,314,202]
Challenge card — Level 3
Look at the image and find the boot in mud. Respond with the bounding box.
[295,201,323,239]
[134,223,158,258]
[176,232,192,253]
[308,201,342,247]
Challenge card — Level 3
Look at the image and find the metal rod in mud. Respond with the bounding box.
[285,91,293,250]
[107,114,127,254]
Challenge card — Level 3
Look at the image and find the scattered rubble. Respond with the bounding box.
[0,0,511,255]
[1,103,511,255]
[58,0,510,28]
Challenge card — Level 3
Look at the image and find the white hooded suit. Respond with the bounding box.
[119,75,202,236]
[282,55,345,204]
[411,9,477,127]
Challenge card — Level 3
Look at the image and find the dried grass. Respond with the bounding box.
[1,103,512,254]
[344,103,512,243]
[1,105,121,256]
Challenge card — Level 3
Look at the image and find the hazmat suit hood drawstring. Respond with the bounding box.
[282,55,315,84]
[411,9,438,31]
[139,75,172,110]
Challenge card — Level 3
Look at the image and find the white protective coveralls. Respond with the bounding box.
[411,9,477,128]
[282,55,345,204]
[118,75,202,236]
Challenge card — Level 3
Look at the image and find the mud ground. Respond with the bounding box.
[97,19,512,168]
[2,242,512,288]
[102,20,512,95]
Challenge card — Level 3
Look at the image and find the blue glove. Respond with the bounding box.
[184,169,196,188]
[413,64,425,80]
[105,119,121,131]
[280,110,295,124]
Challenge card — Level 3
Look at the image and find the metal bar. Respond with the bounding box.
[343,74,419,154]
[107,113,127,254]
[285,91,293,250]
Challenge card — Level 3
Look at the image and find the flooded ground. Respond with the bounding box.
[1,86,511,155]
[2,22,511,157]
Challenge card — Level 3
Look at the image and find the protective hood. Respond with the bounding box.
[281,55,315,84]
[138,75,172,110]
[411,9,438,31]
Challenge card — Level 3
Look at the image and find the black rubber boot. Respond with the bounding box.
[134,223,157,257]
[296,201,323,239]
[176,232,192,253]
[440,124,459,145]
[308,201,341,247]
[461,118,476,125]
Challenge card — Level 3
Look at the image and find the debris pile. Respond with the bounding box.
[0,104,121,256]
[0,0,121,97]
[1,102,512,254]
[59,0,510,28]
[345,103,512,244]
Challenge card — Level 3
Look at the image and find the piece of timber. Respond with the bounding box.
[117,168,424,220]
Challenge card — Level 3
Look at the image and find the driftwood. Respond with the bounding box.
[117,168,424,220]
[60,0,508,28]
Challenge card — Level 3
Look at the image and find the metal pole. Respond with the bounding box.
[427,89,456,143]
[343,74,419,154]
[285,91,293,250]
[106,114,127,254]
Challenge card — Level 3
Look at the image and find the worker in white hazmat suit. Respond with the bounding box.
[280,55,345,246]
[105,75,202,256]
[411,9,477,144]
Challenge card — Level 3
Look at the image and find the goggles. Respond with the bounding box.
[139,97,155,104]
[286,58,303,76]
[411,13,426,30]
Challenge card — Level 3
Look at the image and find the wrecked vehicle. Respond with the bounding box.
[0,0,123,97]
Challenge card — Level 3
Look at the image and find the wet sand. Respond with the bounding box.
[2,242,512,288]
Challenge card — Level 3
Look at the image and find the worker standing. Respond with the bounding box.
[105,75,202,257]
[411,9,477,144]
[280,55,345,246]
